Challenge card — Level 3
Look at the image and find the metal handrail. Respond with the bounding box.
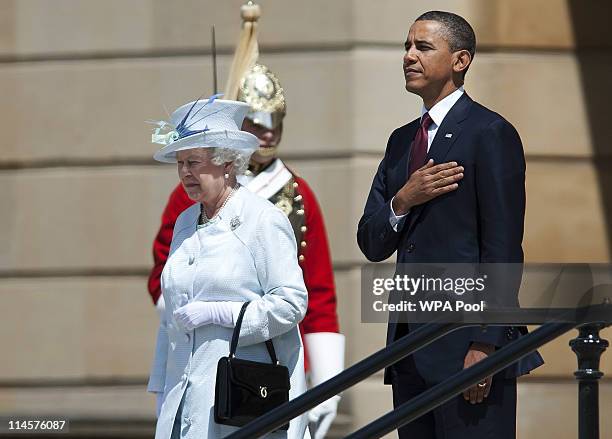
[226,306,610,439]
[347,321,577,438]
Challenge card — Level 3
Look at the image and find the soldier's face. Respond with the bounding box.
[242,118,283,165]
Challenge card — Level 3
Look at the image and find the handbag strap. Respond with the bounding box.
[230,302,279,365]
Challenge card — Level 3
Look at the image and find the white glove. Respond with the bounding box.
[304,332,345,439]
[155,392,165,418]
[173,301,242,332]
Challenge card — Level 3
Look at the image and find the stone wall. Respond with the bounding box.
[0,1,610,437]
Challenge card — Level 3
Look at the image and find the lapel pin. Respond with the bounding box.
[445,133,453,138]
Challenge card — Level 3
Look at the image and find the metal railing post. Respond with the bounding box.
[570,323,609,439]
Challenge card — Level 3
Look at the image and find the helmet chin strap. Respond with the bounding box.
[248,148,277,174]
[256,145,278,158]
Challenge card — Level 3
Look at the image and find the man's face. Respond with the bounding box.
[403,20,454,98]
[241,118,282,165]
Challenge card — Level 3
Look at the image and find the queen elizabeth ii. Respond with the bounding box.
[147,97,309,438]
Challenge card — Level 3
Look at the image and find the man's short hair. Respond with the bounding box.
[416,10,476,75]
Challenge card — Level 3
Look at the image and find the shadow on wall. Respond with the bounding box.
[568,0,612,257]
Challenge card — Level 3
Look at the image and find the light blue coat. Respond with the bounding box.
[147,186,309,438]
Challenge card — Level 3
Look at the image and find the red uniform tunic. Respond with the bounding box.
[147,164,339,370]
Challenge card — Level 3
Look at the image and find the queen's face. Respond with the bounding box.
[176,149,226,205]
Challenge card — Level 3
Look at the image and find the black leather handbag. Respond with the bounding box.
[214,302,291,430]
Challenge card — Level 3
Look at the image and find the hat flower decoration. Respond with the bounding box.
[149,93,259,163]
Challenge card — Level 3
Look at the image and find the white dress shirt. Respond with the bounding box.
[389,87,465,231]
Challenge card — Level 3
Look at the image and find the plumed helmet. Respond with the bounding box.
[237,63,286,129]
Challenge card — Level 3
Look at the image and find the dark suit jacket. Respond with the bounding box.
[357,93,544,384]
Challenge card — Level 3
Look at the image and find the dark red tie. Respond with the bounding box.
[408,112,434,177]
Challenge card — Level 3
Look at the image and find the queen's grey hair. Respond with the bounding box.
[210,147,251,175]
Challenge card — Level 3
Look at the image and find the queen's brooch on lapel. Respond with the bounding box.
[230,216,241,230]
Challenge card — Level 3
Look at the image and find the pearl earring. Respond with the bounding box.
[224,173,229,179]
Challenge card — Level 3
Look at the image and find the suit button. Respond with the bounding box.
[506,328,515,340]
[184,416,192,426]
[407,243,416,252]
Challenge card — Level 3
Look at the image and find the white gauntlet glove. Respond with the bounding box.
[308,395,341,439]
[304,332,345,439]
[173,301,242,332]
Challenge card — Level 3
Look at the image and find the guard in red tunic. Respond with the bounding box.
[148,64,345,438]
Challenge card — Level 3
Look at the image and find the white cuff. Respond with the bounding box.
[208,301,242,328]
[389,197,409,232]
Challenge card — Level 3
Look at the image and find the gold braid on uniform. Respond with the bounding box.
[269,177,307,261]
[246,160,273,176]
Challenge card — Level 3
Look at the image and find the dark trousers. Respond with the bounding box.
[391,356,517,439]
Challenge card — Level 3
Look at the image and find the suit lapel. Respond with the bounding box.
[426,93,472,164]
[404,94,473,234]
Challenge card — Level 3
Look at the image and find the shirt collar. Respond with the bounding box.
[420,86,465,127]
